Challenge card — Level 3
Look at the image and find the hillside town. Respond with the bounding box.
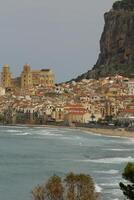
[0,64,134,129]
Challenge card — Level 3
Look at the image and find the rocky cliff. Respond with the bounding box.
[74,0,134,81]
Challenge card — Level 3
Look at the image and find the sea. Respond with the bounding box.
[0,125,134,200]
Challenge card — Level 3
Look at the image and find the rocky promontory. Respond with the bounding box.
[74,0,134,81]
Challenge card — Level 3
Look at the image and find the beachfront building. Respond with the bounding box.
[117,103,134,126]
[52,106,64,122]
[64,104,91,124]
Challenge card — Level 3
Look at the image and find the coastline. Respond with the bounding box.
[1,123,134,138]
[78,127,134,138]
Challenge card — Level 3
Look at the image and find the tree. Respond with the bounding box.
[64,172,77,200]
[32,184,45,200]
[75,174,96,200]
[32,173,98,200]
[45,175,64,200]
[119,162,134,199]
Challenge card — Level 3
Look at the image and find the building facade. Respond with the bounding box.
[21,64,55,89]
[1,64,55,89]
[128,80,134,95]
[32,69,54,87]
[1,64,12,88]
[21,64,33,89]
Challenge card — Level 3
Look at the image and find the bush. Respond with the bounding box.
[32,173,98,200]
[119,162,134,199]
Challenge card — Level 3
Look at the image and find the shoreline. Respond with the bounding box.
[78,127,134,138]
[1,123,134,138]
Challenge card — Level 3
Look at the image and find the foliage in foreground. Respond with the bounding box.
[119,162,134,199]
[32,173,99,200]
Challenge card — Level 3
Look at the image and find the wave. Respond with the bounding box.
[95,169,119,174]
[37,131,63,137]
[95,184,102,193]
[105,148,132,152]
[114,139,134,144]
[104,189,121,195]
[13,132,31,136]
[0,125,27,129]
[100,183,118,187]
[104,135,123,138]
[12,130,63,137]
[128,139,134,143]
[77,156,134,164]
[6,130,22,133]
[59,135,82,140]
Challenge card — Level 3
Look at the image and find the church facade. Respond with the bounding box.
[1,64,55,89]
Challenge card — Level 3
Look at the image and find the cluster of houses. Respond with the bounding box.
[0,75,134,127]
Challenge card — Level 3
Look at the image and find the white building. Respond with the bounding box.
[128,80,134,95]
[0,87,5,96]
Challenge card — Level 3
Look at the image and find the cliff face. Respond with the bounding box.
[75,0,134,81]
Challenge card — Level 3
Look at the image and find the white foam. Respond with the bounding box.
[14,132,31,136]
[105,135,122,138]
[128,138,134,143]
[37,132,63,137]
[95,184,102,193]
[115,139,134,144]
[77,156,134,164]
[7,130,22,133]
[103,189,121,195]
[95,170,119,174]
[105,148,132,152]
[100,183,118,187]
[59,136,81,140]
[1,125,27,129]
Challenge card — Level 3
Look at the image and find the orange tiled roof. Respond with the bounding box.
[124,109,134,113]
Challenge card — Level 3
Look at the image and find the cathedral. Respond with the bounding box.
[1,64,55,89]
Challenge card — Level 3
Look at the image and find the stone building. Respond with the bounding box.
[1,64,55,89]
[21,64,33,89]
[1,64,13,88]
[31,69,55,87]
[20,64,55,89]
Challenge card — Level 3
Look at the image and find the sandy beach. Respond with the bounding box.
[78,127,134,138]
[34,124,134,138]
[41,125,134,138]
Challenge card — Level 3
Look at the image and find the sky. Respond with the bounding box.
[0,0,115,82]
